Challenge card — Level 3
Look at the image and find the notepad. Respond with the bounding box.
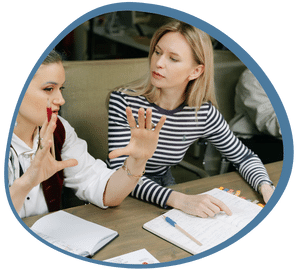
[143,188,262,255]
[31,210,118,257]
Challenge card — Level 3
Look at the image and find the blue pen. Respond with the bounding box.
[163,215,202,246]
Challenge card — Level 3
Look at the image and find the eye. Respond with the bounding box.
[43,87,53,92]
[154,49,161,56]
[170,57,179,62]
[60,86,65,91]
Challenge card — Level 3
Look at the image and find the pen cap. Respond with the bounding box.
[165,216,176,227]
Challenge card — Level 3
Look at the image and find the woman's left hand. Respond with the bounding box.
[109,107,166,161]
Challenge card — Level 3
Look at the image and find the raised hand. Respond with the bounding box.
[26,114,78,188]
[10,114,78,213]
[109,107,166,161]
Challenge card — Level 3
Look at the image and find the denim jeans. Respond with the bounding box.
[145,168,176,187]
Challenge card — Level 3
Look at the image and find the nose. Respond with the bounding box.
[156,54,165,69]
[53,90,65,106]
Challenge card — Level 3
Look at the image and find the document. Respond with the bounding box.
[143,188,262,255]
[104,248,160,264]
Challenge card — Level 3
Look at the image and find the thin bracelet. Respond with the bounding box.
[257,181,275,195]
[122,158,145,179]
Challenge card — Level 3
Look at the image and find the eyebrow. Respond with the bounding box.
[156,45,180,57]
[43,81,58,85]
[43,81,66,86]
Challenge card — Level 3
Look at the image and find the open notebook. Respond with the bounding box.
[31,210,118,257]
[143,188,262,255]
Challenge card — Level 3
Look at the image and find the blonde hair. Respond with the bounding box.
[115,20,217,110]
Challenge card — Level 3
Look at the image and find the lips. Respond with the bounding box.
[152,71,165,79]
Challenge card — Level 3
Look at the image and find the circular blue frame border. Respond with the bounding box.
[4,2,294,269]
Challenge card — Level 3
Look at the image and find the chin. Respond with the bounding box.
[151,79,162,89]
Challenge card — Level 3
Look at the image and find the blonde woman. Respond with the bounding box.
[107,20,275,218]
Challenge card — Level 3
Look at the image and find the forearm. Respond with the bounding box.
[9,174,33,214]
[103,156,147,206]
[107,92,168,207]
[204,106,273,191]
[238,155,272,191]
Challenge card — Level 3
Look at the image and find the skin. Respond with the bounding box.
[150,32,203,111]
[149,32,274,218]
[10,62,166,214]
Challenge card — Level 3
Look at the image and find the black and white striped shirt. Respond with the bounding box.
[106,90,272,208]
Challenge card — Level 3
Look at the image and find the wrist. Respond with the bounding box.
[127,156,148,166]
[257,181,275,195]
[18,173,35,191]
[10,173,34,202]
[123,157,147,179]
[166,191,185,209]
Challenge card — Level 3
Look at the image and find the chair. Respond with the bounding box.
[60,58,149,208]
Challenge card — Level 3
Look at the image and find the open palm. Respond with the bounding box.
[25,114,78,188]
[109,107,166,160]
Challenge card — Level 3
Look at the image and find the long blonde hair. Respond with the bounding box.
[115,20,217,110]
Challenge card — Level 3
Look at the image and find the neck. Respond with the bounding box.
[14,122,38,149]
[155,88,186,111]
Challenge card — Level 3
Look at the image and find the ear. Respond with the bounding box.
[188,64,204,81]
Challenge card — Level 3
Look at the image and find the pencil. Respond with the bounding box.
[47,99,55,158]
[163,215,202,246]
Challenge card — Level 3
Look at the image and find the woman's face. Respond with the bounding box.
[150,31,202,94]
[18,62,65,128]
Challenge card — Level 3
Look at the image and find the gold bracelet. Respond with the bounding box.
[122,158,145,178]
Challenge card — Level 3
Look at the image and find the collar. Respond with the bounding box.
[11,131,40,157]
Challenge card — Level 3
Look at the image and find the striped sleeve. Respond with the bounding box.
[203,104,272,191]
[106,91,173,208]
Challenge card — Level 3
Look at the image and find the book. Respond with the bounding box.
[31,210,118,257]
[104,248,160,264]
[143,188,262,255]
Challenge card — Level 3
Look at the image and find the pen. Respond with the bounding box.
[47,99,56,158]
[47,99,52,122]
[163,215,202,246]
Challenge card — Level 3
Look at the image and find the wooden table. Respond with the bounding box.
[22,161,282,263]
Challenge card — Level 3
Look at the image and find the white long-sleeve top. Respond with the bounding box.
[106,90,273,208]
[8,116,115,218]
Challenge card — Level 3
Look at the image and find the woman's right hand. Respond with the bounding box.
[25,114,78,188]
[167,191,232,218]
[10,114,78,213]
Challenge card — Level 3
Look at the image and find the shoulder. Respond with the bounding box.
[199,102,225,123]
[237,69,263,95]
[187,102,214,116]
[110,89,134,103]
[110,89,149,106]
[175,102,214,120]
[110,89,136,99]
